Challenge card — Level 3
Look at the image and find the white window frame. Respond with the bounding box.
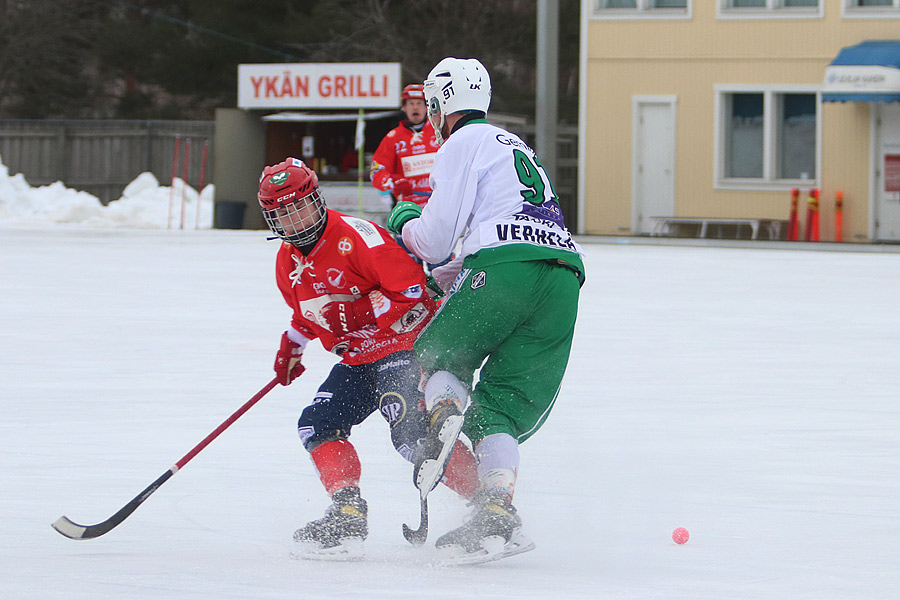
[717,0,823,20]
[592,0,692,20]
[714,84,821,191]
[842,0,900,19]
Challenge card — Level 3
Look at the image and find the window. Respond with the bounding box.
[725,94,764,178]
[719,0,822,18]
[726,0,818,5]
[594,0,690,19]
[844,0,900,17]
[599,0,688,7]
[716,87,819,188]
[776,94,816,180]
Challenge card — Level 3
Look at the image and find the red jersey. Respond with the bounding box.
[276,209,436,365]
[370,120,440,207]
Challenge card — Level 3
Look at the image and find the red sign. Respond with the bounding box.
[238,63,401,109]
[885,154,900,193]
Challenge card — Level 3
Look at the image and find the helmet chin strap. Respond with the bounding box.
[430,111,446,145]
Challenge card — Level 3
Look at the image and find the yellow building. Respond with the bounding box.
[579,1,900,242]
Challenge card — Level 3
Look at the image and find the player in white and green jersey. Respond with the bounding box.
[387,57,585,564]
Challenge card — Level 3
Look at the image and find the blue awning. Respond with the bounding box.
[822,40,900,103]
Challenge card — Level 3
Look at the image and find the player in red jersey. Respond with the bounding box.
[259,158,477,560]
[369,84,440,208]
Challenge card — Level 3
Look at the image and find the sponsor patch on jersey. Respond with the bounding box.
[337,236,354,256]
[341,215,384,249]
[401,284,423,299]
[369,290,391,317]
[330,340,350,356]
[378,392,407,426]
[400,153,436,178]
[390,302,429,334]
[326,268,346,288]
[359,336,400,353]
[471,271,487,290]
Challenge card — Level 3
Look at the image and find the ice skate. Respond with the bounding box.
[293,487,368,561]
[435,488,535,565]
[413,400,464,493]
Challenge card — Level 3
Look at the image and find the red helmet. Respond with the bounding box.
[258,158,327,247]
[401,84,425,104]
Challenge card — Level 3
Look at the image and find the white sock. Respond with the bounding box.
[424,370,468,412]
[475,433,519,499]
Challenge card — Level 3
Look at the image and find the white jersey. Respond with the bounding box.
[401,120,582,265]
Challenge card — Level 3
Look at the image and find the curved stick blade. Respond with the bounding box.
[51,516,90,539]
[402,495,429,545]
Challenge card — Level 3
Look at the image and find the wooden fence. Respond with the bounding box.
[0,117,578,230]
[0,120,214,205]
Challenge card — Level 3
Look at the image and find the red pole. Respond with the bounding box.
[787,188,799,241]
[180,138,192,230]
[835,190,843,243]
[196,140,209,230]
[812,189,820,242]
[168,136,180,229]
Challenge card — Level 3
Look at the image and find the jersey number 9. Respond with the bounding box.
[513,149,559,206]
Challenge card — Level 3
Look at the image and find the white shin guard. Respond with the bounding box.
[475,433,520,499]
[424,370,469,412]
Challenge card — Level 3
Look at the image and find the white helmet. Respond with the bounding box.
[424,57,491,144]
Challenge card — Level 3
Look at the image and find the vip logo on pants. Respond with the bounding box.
[379,392,407,426]
[471,270,486,290]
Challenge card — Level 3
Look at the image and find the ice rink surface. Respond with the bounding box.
[2,227,898,599]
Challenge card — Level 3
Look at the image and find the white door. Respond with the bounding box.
[874,104,900,242]
[633,97,676,235]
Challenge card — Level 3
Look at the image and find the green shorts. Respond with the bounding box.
[415,259,581,444]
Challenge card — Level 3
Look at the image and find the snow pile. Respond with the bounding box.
[0,153,215,229]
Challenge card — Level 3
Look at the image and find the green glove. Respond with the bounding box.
[425,275,445,300]
[387,201,423,235]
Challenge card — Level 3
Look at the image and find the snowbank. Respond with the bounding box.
[0,153,215,229]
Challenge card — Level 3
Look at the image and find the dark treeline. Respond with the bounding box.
[0,0,579,122]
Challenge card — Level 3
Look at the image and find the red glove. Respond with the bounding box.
[392,177,414,199]
[321,296,376,336]
[274,332,305,385]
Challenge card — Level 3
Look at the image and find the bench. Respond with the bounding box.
[650,217,788,241]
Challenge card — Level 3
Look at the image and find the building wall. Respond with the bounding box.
[213,108,267,230]
[582,1,899,241]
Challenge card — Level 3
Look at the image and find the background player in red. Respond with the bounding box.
[258,157,477,560]
[369,84,439,208]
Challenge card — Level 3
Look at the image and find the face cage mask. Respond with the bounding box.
[262,188,327,248]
